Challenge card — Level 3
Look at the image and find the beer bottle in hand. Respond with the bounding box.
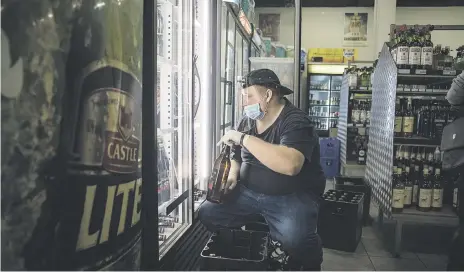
[206,145,231,204]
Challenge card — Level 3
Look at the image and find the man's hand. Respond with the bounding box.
[224,177,238,194]
[217,130,244,147]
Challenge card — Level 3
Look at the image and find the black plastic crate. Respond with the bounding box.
[335,176,372,226]
[318,190,364,252]
[200,229,269,271]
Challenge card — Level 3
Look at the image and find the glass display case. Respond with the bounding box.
[156,0,194,259]
[308,74,342,135]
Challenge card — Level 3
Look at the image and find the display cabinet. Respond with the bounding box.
[156,0,194,259]
[193,0,258,209]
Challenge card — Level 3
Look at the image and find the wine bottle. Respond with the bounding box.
[206,145,232,204]
[394,99,403,137]
[421,32,433,70]
[412,165,420,205]
[431,168,443,211]
[392,168,405,213]
[417,168,433,212]
[402,98,414,137]
[403,166,413,208]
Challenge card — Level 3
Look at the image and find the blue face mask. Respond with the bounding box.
[244,102,266,120]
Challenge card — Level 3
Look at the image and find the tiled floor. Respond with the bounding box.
[321,225,448,271]
[321,226,449,271]
[322,179,449,271]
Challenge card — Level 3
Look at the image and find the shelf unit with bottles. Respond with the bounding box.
[366,41,461,257]
[365,42,461,220]
[337,62,374,177]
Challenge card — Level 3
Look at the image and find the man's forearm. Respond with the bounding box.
[242,135,304,176]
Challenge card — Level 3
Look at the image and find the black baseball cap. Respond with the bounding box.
[241,69,294,95]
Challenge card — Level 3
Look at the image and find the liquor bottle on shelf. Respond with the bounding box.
[352,101,360,124]
[206,145,231,204]
[394,99,403,136]
[390,30,398,63]
[396,29,410,69]
[402,98,414,137]
[403,166,414,208]
[359,102,367,125]
[417,168,433,212]
[408,29,422,70]
[392,168,405,213]
[431,168,443,211]
[452,175,459,213]
[420,31,434,70]
[412,164,421,205]
[357,142,366,165]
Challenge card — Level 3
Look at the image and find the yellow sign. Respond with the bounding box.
[307,48,358,63]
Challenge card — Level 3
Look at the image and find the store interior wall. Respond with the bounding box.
[255,6,464,61]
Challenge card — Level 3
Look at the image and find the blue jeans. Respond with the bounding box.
[199,184,323,268]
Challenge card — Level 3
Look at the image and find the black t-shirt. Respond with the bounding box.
[232,98,326,196]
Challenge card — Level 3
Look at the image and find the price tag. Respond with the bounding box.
[415,69,426,75]
[398,69,410,74]
[443,70,457,76]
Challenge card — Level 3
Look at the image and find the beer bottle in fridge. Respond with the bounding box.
[58,0,143,270]
[206,145,232,204]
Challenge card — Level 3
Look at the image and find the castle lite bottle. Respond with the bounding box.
[58,0,143,269]
[207,145,232,204]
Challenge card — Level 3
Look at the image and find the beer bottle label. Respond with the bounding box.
[418,189,432,208]
[392,189,405,208]
[402,116,414,133]
[421,47,433,66]
[397,46,409,65]
[432,188,443,208]
[404,186,413,205]
[74,62,142,174]
[408,46,421,65]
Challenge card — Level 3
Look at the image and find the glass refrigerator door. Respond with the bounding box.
[308,74,331,131]
[220,8,235,135]
[234,34,244,125]
[329,75,343,128]
[157,0,193,259]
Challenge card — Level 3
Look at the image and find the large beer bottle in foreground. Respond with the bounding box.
[206,146,231,204]
[57,0,143,270]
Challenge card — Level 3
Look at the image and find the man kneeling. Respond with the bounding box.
[199,69,326,271]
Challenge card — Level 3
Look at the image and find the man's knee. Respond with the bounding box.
[198,202,216,229]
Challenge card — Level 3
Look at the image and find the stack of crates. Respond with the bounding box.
[319,138,340,178]
[200,229,269,270]
[318,190,364,252]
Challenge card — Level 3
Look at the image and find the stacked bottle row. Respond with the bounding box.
[159,215,179,242]
[309,96,340,106]
[310,119,329,130]
[391,146,460,214]
[390,24,462,71]
[390,25,434,70]
[345,66,374,89]
[394,98,452,139]
[349,98,371,125]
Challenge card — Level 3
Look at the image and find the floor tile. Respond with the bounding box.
[416,253,448,271]
[322,250,374,271]
[370,256,426,271]
[323,241,367,256]
[361,226,378,239]
[361,237,417,259]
